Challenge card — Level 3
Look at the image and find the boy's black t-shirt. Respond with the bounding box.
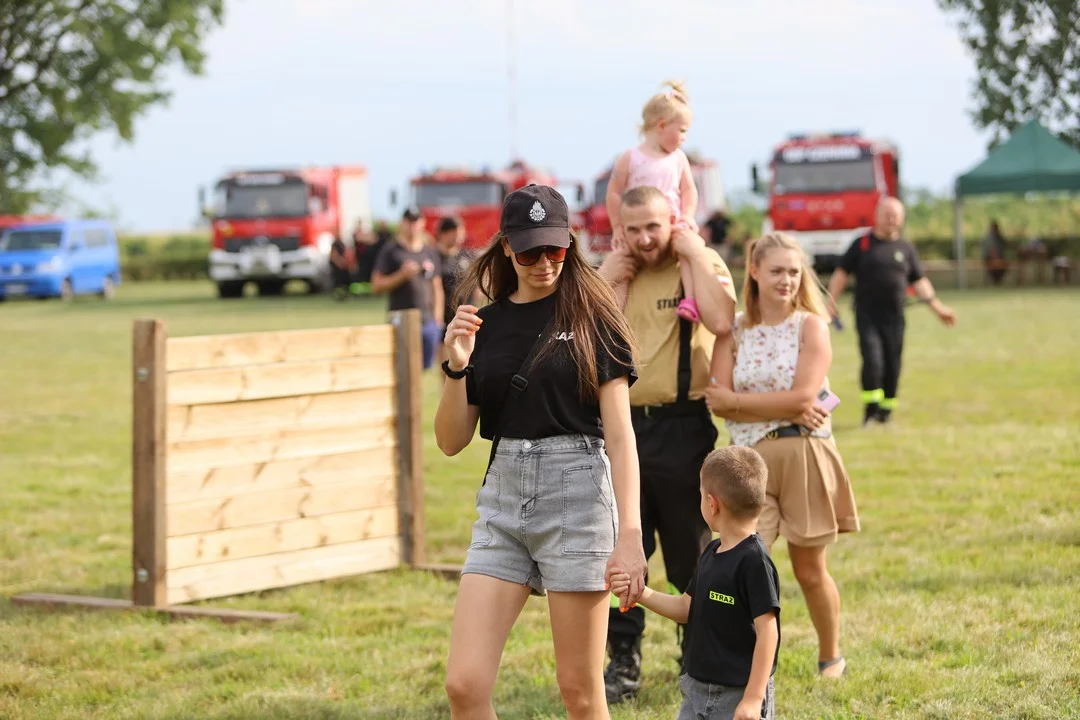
[840,233,924,315]
[683,534,781,687]
[464,293,636,440]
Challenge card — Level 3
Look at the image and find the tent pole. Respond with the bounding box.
[953,186,965,289]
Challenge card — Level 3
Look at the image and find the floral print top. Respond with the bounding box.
[726,310,833,447]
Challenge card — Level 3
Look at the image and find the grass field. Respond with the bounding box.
[1,281,1078,720]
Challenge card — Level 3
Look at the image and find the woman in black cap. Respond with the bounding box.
[435,185,647,718]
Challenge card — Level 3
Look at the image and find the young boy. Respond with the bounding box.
[609,446,781,720]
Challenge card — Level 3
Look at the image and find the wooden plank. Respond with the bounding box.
[167,419,397,475]
[10,593,297,623]
[166,447,398,505]
[392,309,426,566]
[166,536,402,604]
[132,319,168,608]
[167,387,395,442]
[167,356,395,406]
[167,474,398,537]
[166,325,394,372]
[167,506,399,569]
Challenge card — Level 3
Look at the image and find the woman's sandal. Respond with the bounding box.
[817,656,847,678]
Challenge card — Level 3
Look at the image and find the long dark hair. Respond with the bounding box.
[456,232,639,403]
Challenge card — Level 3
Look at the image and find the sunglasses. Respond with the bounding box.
[514,245,568,266]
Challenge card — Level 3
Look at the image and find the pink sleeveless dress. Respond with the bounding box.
[626,147,686,224]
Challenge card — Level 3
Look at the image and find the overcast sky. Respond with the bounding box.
[70,0,990,232]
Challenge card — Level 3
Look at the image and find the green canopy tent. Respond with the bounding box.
[953,119,1080,287]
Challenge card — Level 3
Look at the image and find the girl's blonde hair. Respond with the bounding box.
[741,232,830,327]
[641,80,692,132]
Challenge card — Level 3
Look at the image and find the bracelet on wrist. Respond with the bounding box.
[441,360,471,380]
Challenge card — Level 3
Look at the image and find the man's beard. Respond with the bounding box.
[629,237,672,267]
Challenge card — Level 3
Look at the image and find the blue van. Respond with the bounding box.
[0,220,122,301]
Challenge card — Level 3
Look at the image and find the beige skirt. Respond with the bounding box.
[752,435,860,548]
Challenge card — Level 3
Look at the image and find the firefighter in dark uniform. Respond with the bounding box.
[598,185,737,703]
[827,197,956,425]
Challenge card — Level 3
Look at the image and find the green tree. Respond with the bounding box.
[0,0,224,213]
[939,0,1080,148]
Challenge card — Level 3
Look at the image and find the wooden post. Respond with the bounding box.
[392,310,425,567]
[132,319,167,607]
[953,185,966,290]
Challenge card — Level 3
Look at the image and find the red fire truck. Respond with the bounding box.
[753,131,900,271]
[204,166,371,298]
[400,160,583,251]
[580,155,727,265]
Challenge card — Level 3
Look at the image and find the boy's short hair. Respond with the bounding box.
[700,447,768,519]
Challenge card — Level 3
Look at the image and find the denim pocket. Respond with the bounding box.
[469,467,500,548]
[561,458,616,556]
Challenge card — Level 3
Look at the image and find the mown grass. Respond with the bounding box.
[1,281,1078,719]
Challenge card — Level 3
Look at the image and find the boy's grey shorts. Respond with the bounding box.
[677,673,774,720]
[461,434,618,595]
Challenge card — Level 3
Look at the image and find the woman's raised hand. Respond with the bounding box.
[444,305,482,370]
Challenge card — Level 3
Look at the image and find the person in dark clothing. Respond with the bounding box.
[433,216,480,374]
[981,220,1008,286]
[609,446,780,720]
[350,220,377,284]
[827,198,957,425]
[371,208,445,369]
[329,235,350,300]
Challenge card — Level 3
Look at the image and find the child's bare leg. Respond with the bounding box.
[676,261,699,322]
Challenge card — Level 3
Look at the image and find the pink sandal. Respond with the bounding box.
[677,297,700,323]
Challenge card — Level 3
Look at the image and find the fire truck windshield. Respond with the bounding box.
[414,181,505,208]
[593,177,610,206]
[773,160,876,196]
[214,179,309,219]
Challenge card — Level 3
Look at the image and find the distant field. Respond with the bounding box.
[1,282,1078,719]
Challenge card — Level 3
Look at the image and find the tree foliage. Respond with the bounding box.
[938,0,1080,148]
[0,0,224,213]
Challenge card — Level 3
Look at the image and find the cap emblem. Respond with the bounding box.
[529,201,546,223]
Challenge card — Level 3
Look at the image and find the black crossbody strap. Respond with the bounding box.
[485,317,554,476]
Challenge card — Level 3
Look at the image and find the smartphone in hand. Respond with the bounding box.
[816,388,841,412]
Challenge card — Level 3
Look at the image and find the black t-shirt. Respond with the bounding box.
[373,241,442,322]
[440,249,476,325]
[683,535,781,687]
[840,233,924,315]
[464,293,636,440]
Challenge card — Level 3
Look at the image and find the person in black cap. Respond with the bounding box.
[371,207,444,369]
[435,184,647,717]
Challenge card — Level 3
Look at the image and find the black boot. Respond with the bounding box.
[604,634,642,705]
[862,402,881,426]
[877,407,892,424]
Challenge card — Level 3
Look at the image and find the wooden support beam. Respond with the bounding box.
[132,319,168,608]
[10,593,297,624]
[393,309,426,567]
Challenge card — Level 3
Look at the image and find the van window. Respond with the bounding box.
[85,228,110,248]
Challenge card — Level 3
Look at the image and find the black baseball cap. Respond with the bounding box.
[401,206,422,221]
[500,184,570,253]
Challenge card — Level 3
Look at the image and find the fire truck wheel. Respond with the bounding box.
[217,281,245,299]
[257,280,286,297]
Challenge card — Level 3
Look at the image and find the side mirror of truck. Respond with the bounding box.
[197,186,212,219]
[576,184,585,205]
[389,189,398,208]
[750,165,761,194]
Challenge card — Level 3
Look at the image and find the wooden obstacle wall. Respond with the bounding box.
[131,310,425,608]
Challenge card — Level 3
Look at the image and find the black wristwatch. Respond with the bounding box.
[441,360,471,380]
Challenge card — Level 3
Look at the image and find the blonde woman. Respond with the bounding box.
[705,232,860,679]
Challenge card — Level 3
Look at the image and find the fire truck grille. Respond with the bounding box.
[223,237,301,253]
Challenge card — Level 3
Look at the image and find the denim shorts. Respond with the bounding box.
[677,674,774,720]
[461,434,618,594]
